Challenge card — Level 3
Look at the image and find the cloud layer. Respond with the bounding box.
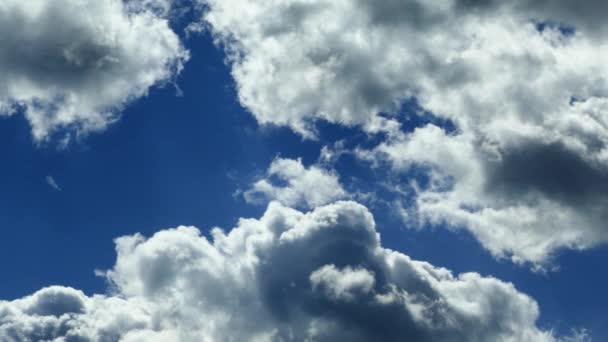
[0,201,560,341]
[203,0,608,265]
[0,0,188,141]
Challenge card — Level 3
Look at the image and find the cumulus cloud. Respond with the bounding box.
[202,0,608,265]
[359,120,608,268]
[0,201,563,341]
[0,0,188,142]
[0,286,151,342]
[244,158,346,208]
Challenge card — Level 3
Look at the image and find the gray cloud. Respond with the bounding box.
[485,141,608,208]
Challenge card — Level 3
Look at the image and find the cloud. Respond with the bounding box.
[0,286,151,342]
[202,0,603,132]
[359,122,608,268]
[0,201,564,341]
[202,0,608,265]
[45,176,61,191]
[244,158,346,208]
[0,0,189,142]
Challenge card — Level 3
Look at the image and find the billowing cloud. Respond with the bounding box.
[203,0,608,133]
[0,0,188,141]
[359,119,608,268]
[0,286,152,342]
[244,158,346,208]
[202,0,608,265]
[0,201,565,341]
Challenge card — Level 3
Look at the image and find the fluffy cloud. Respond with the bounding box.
[0,0,188,141]
[0,286,151,341]
[202,0,608,265]
[0,201,563,341]
[244,158,346,208]
[360,117,608,268]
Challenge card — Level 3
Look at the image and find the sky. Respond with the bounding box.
[0,1,607,341]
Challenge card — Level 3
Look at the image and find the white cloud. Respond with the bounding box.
[0,201,564,341]
[202,0,608,266]
[360,122,608,268]
[0,286,151,341]
[0,0,188,142]
[310,265,375,302]
[244,158,346,208]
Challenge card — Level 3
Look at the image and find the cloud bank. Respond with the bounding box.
[0,0,188,141]
[203,0,608,266]
[0,201,561,341]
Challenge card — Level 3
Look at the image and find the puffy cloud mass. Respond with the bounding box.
[244,158,346,208]
[203,0,608,266]
[0,0,188,141]
[0,201,563,341]
[360,124,608,267]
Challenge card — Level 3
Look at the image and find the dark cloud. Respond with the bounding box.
[519,0,608,38]
[486,141,608,208]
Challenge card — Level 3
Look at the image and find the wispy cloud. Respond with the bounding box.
[46,176,61,191]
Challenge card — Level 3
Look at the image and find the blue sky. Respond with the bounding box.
[1,1,607,341]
